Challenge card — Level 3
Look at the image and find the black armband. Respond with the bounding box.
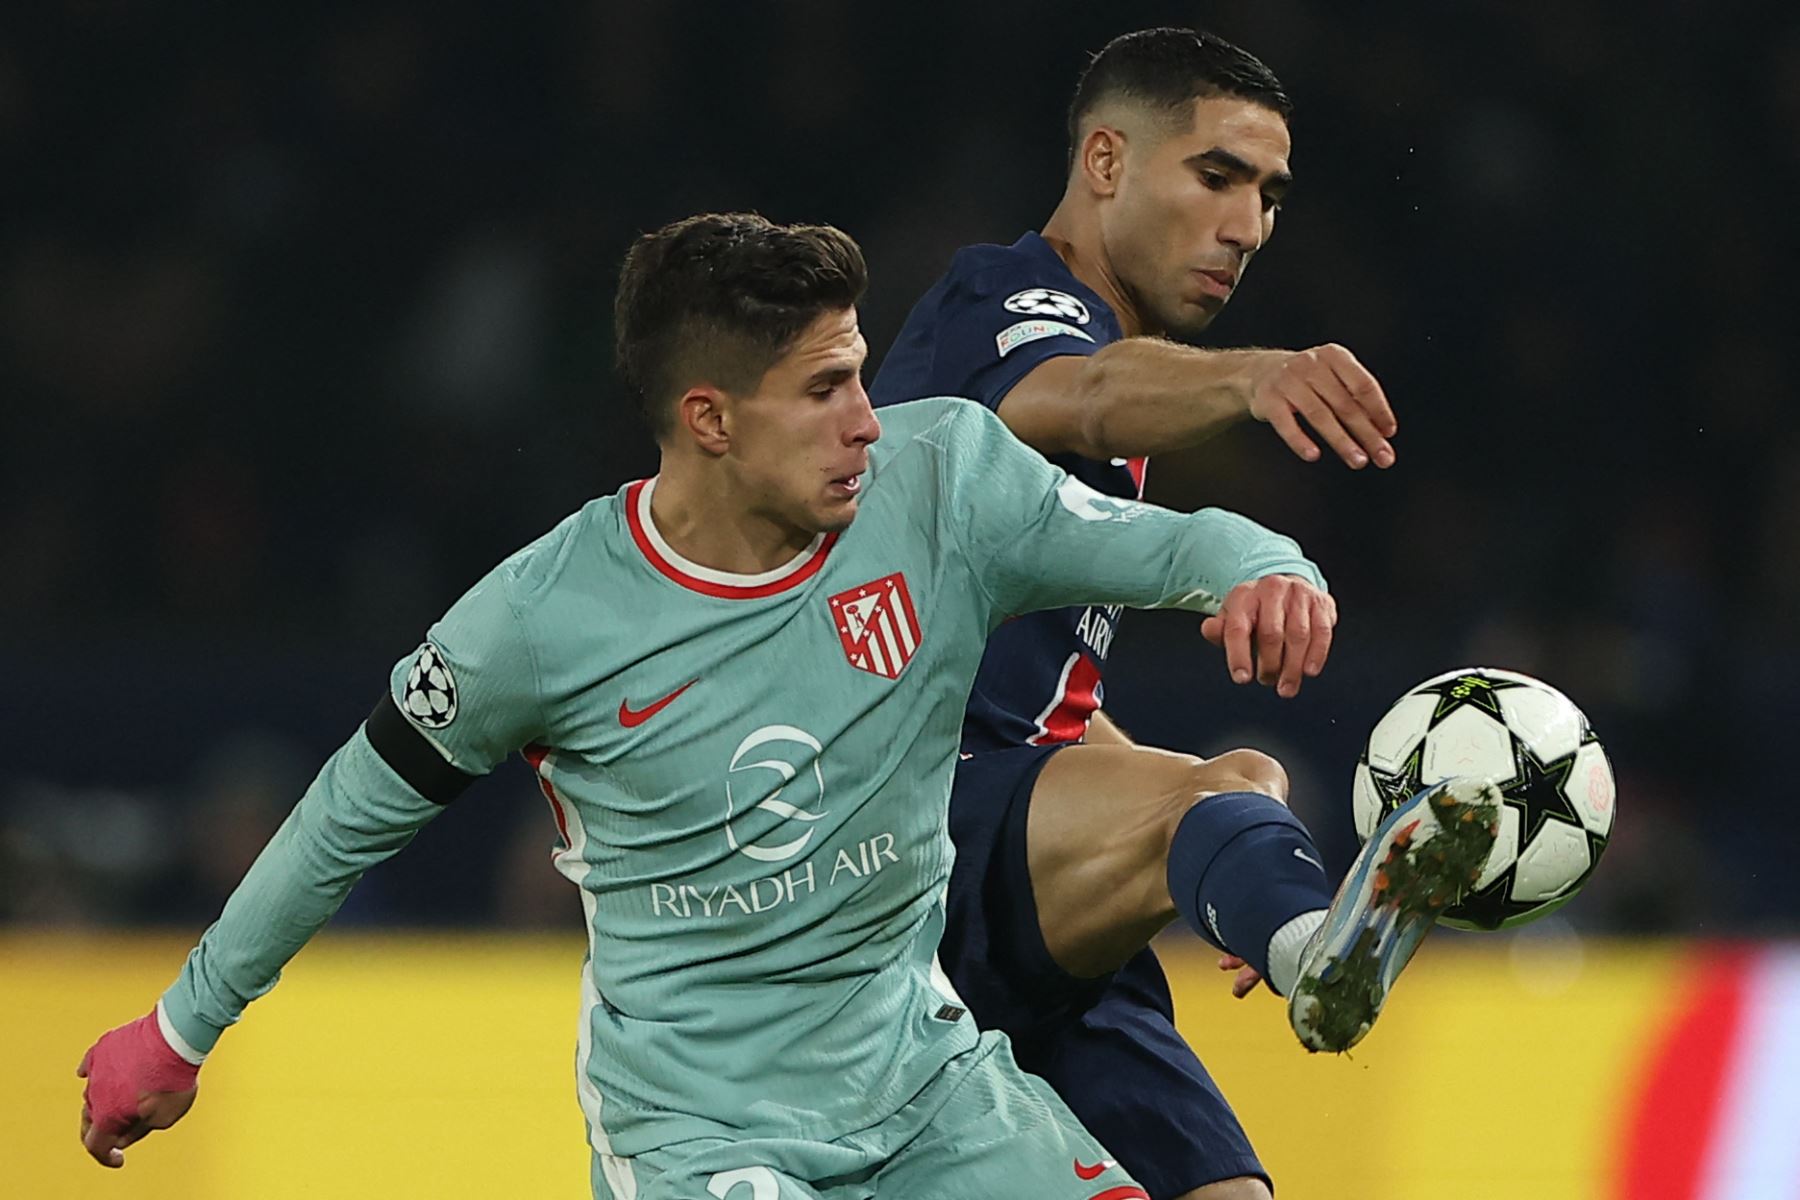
[366,694,478,805]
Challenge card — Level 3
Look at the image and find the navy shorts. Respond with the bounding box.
[941,744,1270,1200]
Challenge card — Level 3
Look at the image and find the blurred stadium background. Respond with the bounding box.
[5,1,1797,1196]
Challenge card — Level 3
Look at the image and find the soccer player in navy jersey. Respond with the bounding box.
[871,27,1419,1200]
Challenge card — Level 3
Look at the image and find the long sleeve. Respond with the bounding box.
[158,556,548,1058]
[931,398,1324,624]
[158,731,446,1056]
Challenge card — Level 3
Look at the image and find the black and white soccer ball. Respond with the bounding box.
[401,642,458,729]
[1352,666,1615,930]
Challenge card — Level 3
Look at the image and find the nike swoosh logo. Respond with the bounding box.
[1073,1159,1116,1181]
[1294,846,1324,871]
[618,680,697,727]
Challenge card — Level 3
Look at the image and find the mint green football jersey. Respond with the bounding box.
[159,397,1323,1176]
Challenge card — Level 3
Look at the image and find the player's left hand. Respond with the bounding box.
[1200,575,1337,698]
[77,1011,200,1169]
[1218,954,1263,999]
[1247,344,1396,470]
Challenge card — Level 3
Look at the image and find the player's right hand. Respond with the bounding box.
[77,1011,200,1168]
[1247,343,1396,469]
[1200,574,1337,698]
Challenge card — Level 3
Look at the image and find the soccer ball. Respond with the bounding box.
[1352,667,1615,930]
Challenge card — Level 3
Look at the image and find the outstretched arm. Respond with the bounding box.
[939,400,1335,694]
[996,340,1397,468]
[77,563,544,1169]
[158,711,464,1057]
[77,716,451,1167]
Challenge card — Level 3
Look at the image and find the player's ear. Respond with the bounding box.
[1079,126,1125,198]
[677,386,731,456]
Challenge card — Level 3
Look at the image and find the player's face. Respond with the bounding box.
[1106,97,1292,343]
[729,307,881,536]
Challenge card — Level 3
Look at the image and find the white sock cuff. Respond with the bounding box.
[1266,908,1328,999]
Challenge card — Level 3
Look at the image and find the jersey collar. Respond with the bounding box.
[624,478,837,600]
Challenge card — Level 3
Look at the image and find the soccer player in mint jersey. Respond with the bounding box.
[77,212,1496,1199]
[870,28,1467,1200]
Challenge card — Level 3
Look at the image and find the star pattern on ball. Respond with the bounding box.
[1360,670,1612,931]
[1365,746,1518,930]
[1419,671,1535,724]
[1367,744,1426,812]
[1501,738,1581,847]
[1448,874,1515,930]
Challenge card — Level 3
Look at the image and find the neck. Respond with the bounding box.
[649,453,818,575]
[1040,192,1146,337]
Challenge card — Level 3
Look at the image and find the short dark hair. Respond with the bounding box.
[614,212,868,439]
[1067,28,1292,167]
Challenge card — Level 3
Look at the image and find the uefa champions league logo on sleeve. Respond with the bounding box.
[401,642,458,729]
[1002,287,1090,324]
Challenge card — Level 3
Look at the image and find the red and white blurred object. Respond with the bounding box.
[1619,947,1800,1200]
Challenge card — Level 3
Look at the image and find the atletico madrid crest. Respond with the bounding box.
[828,572,922,680]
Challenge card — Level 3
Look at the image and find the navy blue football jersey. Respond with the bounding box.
[871,232,1146,752]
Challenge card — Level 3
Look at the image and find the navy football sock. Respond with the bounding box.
[1165,791,1334,984]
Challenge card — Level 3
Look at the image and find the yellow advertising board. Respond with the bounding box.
[7,933,1794,1199]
